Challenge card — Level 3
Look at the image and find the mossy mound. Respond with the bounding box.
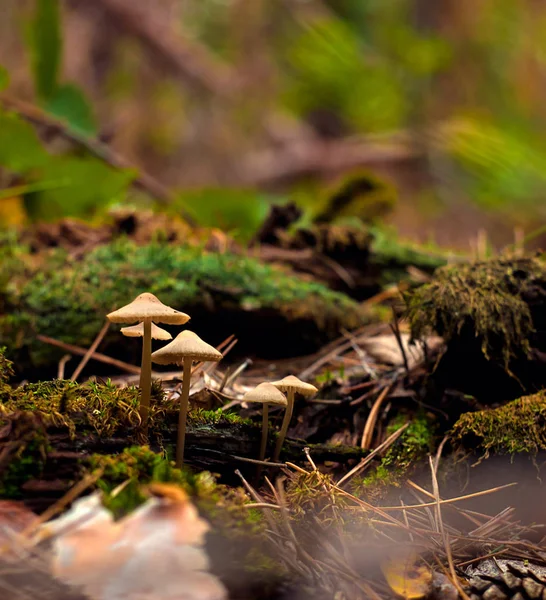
[406,255,544,367]
[405,254,546,401]
[0,236,368,376]
[451,391,546,457]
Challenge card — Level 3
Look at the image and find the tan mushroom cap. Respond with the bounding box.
[270,375,318,397]
[243,383,287,407]
[151,330,223,365]
[107,293,190,325]
[121,322,172,341]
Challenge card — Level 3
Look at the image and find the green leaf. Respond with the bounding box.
[174,188,272,242]
[0,66,10,91]
[29,0,61,100]
[46,83,97,136]
[25,156,135,221]
[0,111,50,173]
[0,179,70,201]
[437,116,546,208]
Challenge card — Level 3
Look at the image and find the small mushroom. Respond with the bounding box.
[151,330,222,467]
[270,375,318,461]
[107,293,190,427]
[121,322,172,341]
[242,383,287,461]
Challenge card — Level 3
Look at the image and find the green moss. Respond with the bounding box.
[0,347,14,402]
[87,446,275,574]
[352,414,435,494]
[89,446,265,530]
[191,408,252,428]
[0,347,14,384]
[405,255,545,371]
[314,170,398,225]
[1,378,166,437]
[88,445,196,515]
[369,225,448,285]
[285,470,350,522]
[451,391,546,457]
[0,237,366,369]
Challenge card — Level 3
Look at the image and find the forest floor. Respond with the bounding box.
[1,210,546,600]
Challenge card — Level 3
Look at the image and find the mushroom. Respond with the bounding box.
[121,322,172,341]
[107,293,190,426]
[270,375,318,461]
[151,330,222,467]
[242,383,287,461]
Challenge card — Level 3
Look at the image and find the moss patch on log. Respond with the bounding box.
[451,391,546,457]
[0,376,249,442]
[0,237,367,373]
[405,255,546,372]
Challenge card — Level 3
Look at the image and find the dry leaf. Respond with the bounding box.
[0,500,38,552]
[361,334,443,370]
[40,484,227,600]
[380,548,432,599]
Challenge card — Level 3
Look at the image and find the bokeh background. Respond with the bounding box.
[2,0,546,249]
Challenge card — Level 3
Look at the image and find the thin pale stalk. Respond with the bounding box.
[260,403,269,461]
[176,356,193,467]
[70,320,110,381]
[274,389,294,461]
[139,319,152,428]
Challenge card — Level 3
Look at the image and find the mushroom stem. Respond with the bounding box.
[273,389,294,461]
[176,356,193,468]
[139,318,153,428]
[260,403,269,461]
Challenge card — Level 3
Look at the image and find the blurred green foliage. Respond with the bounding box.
[1,0,546,232]
[437,116,546,210]
[28,0,61,101]
[0,109,134,222]
[26,0,96,135]
[173,188,274,243]
[282,10,451,132]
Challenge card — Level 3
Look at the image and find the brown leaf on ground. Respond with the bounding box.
[41,485,227,600]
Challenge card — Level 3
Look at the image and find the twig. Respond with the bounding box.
[238,135,423,187]
[429,455,471,600]
[341,328,377,380]
[19,469,104,544]
[349,384,380,407]
[221,358,252,391]
[362,284,404,307]
[243,503,281,511]
[235,469,280,537]
[303,447,318,471]
[379,482,517,511]
[70,321,110,381]
[37,334,141,375]
[341,379,376,394]
[360,380,396,450]
[390,305,409,374]
[93,0,236,97]
[337,422,409,487]
[56,354,71,380]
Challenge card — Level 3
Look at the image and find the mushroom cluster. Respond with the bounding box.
[107,293,318,470]
[107,293,222,467]
[243,375,318,462]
